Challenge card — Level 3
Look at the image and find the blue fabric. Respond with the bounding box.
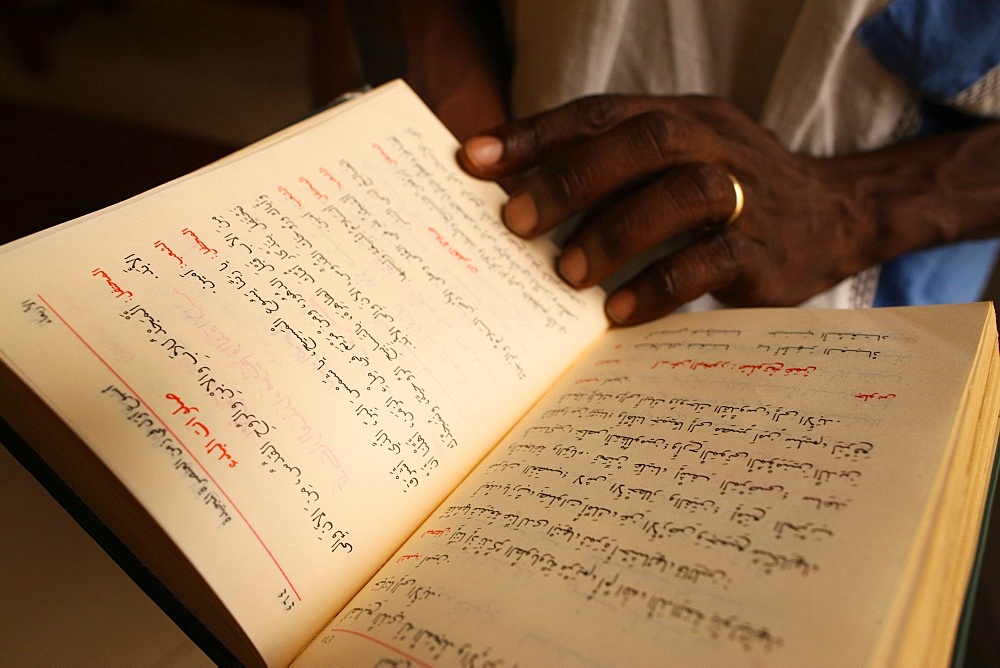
[874,239,1000,306]
[856,0,1000,306]
[856,0,1000,102]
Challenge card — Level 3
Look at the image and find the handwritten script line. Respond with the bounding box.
[36,293,302,601]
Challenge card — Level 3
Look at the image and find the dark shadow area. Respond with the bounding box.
[0,99,234,244]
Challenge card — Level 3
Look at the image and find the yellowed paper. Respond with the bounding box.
[0,81,606,665]
[301,303,995,667]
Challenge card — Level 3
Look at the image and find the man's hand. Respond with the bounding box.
[458,95,994,324]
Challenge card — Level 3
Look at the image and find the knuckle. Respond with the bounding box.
[649,164,733,222]
[541,159,597,203]
[630,111,687,163]
[595,213,646,260]
[574,95,625,132]
[506,118,544,159]
[689,163,733,203]
[707,231,788,307]
[706,229,748,283]
[650,261,680,300]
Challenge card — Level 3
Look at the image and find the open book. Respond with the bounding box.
[1,80,997,667]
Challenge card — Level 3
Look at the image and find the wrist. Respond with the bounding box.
[819,124,1000,266]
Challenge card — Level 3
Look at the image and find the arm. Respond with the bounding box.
[459,95,1000,324]
[352,0,510,140]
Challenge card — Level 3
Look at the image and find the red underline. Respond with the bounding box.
[38,293,301,601]
[326,628,432,667]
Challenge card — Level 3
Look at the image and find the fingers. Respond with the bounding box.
[606,229,746,325]
[462,95,649,177]
[461,95,727,176]
[462,100,728,238]
[556,163,740,288]
[457,95,772,326]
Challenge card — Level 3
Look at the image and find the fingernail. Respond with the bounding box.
[463,135,503,169]
[607,290,636,324]
[504,192,538,236]
[558,247,588,286]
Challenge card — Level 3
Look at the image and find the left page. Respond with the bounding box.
[0,80,607,665]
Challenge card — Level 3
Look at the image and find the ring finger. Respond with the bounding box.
[557,162,743,288]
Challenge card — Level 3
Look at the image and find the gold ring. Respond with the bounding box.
[724,172,745,225]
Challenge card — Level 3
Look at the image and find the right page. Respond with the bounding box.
[296,302,999,667]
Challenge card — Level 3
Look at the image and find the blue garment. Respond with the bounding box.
[856,0,1000,306]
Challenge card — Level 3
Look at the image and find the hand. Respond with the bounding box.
[458,95,892,325]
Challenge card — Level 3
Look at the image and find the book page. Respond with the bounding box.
[0,81,606,665]
[299,303,992,667]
